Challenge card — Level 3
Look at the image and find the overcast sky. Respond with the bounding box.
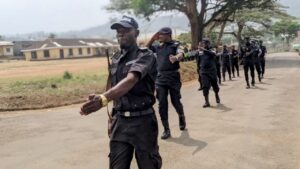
[0,0,297,35]
[0,0,112,35]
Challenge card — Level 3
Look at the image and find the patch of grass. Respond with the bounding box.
[0,62,197,111]
[0,71,108,111]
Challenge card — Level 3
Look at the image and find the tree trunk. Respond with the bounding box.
[217,21,227,44]
[236,22,244,52]
[185,0,201,49]
[198,0,207,44]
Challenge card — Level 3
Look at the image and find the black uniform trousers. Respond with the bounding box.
[216,64,222,83]
[231,60,239,77]
[254,59,261,79]
[156,82,184,122]
[197,69,203,88]
[109,113,162,169]
[260,58,266,76]
[222,62,232,80]
[201,72,220,97]
[243,61,255,84]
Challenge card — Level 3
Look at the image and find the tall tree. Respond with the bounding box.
[271,19,300,44]
[107,0,277,48]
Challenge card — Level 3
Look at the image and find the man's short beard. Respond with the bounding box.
[120,43,131,50]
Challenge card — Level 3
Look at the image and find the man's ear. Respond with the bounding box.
[135,30,140,38]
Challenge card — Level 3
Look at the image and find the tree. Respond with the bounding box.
[272,19,300,37]
[107,0,277,48]
[178,32,192,44]
[271,19,300,45]
[212,1,292,48]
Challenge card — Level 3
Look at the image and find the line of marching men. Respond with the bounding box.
[187,37,267,91]
[147,30,267,140]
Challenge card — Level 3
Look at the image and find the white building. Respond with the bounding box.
[0,41,14,57]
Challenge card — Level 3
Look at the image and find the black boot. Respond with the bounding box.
[203,95,210,108]
[251,80,255,86]
[198,86,203,91]
[161,121,171,140]
[246,82,250,89]
[216,93,220,104]
[179,115,186,131]
[258,75,262,82]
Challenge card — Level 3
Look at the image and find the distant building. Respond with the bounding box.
[21,38,119,61]
[13,41,43,57]
[0,41,14,57]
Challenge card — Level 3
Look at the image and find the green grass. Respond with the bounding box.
[0,71,108,111]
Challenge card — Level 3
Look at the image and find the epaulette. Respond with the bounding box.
[111,50,121,59]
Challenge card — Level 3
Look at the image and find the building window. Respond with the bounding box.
[31,51,37,59]
[78,48,82,55]
[87,48,91,54]
[6,48,11,53]
[69,49,73,56]
[44,50,50,58]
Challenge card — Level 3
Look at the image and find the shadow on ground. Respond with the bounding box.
[211,103,232,113]
[166,130,207,155]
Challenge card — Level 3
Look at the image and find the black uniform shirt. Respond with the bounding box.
[260,45,267,59]
[110,44,157,111]
[221,50,231,64]
[150,40,182,72]
[243,44,255,63]
[231,49,239,62]
[199,49,217,74]
[150,40,183,85]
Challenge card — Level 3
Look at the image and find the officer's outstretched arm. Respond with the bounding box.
[80,72,139,115]
[103,72,139,101]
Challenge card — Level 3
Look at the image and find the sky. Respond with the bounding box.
[0,0,112,35]
[0,0,298,35]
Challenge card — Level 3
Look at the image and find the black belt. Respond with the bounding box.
[117,108,154,117]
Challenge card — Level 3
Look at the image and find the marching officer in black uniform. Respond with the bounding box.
[230,45,240,78]
[259,40,267,78]
[241,37,256,88]
[252,40,262,82]
[221,45,232,81]
[147,27,186,140]
[215,45,222,85]
[80,16,162,169]
[196,38,221,108]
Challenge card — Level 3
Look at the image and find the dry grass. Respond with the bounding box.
[0,58,197,111]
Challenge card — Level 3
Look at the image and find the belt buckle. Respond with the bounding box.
[124,111,130,117]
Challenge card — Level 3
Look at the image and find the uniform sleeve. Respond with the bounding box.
[175,43,185,55]
[129,51,156,80]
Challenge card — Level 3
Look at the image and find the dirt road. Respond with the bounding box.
[1,52,300,169]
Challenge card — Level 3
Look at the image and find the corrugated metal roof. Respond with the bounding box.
[22,38,118,51]
[0,41,14,46]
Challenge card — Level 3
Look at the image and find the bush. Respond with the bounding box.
[63,71,73,80]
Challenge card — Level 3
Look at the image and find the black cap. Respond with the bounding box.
[158,27,172,35]
[201,38,211,44]
[111,16,139,30]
